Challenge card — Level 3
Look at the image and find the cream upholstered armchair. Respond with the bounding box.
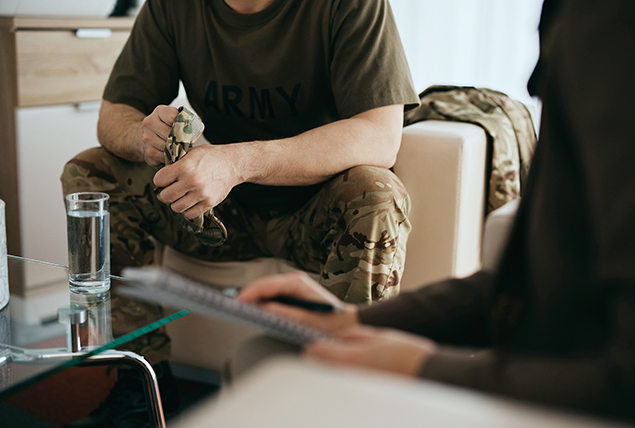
[156,120,490,372]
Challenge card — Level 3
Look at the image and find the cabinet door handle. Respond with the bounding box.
[74,101,102,111]
[74,29,112,39]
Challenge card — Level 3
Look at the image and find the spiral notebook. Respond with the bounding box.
[118,267,330,346]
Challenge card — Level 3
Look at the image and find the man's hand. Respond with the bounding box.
[304,325,438,378]
[153,143,246,219]
[237,271,360,334]
[97,101,179,165]
[141,105,179,166]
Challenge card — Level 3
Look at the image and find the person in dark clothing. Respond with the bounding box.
[238,0,635,421]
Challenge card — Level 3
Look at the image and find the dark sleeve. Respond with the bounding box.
[103,0,180,115]
[329,0,420,118]
[421,287,635,417]
[359,271,493,344]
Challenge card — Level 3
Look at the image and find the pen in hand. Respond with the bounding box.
[223,288,338,312]
[268,295,338,313]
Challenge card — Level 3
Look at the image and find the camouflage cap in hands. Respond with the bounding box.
[157,106,227,246]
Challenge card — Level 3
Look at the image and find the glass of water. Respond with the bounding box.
[65,192,110,294]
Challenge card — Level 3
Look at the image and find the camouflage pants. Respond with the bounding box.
[61,147,411,362]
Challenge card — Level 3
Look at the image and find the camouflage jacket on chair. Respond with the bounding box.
[404,85,537,214]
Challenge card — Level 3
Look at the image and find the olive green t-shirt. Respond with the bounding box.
[104,0,420,211]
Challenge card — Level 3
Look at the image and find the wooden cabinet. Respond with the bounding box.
[15,26,131,107]
[0,17,134,262]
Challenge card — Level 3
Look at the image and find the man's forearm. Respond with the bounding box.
[97,100,146,162]
[99,102,403,185]
[152,103,404,221]
[238,104,404,186]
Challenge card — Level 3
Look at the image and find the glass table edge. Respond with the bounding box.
[1,255,190,399]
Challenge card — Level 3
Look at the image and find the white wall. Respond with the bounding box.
[390,0,544,108]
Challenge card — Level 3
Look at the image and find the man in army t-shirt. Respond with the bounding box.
[63,0,419,304]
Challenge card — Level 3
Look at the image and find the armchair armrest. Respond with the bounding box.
[394,120,488,291]
[481,199,520,272]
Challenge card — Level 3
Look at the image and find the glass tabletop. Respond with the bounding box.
[0,255,189,399]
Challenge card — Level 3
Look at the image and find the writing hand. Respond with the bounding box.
[237,271,359,333]
[304,325,438,378]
